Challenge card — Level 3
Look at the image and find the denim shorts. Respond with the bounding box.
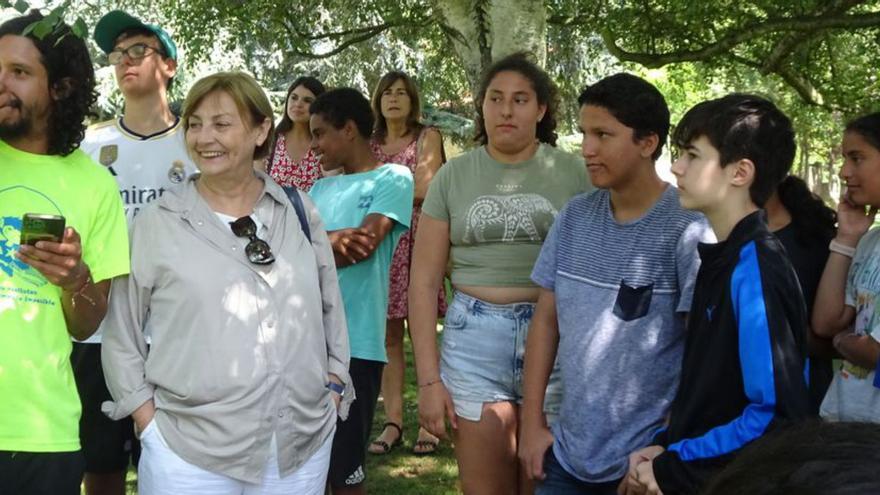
[440,291,562,422]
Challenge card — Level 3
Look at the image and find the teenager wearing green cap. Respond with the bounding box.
[71,10,195,495]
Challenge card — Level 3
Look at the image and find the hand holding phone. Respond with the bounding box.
[16,220,88,292]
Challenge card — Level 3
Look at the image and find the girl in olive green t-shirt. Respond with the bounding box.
[409,53,591,494]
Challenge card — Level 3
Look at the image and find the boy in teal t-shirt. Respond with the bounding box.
[310,165,413,361]
[307,88,413,494]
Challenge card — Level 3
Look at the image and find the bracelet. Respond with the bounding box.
[418,378,442,389]
[829,239,857,258]
[68,267,96,308]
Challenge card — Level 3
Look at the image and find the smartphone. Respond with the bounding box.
[20,213,66,246]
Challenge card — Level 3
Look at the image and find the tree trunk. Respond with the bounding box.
[434,0,547,94]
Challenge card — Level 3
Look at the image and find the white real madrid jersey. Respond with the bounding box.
[78,117,196,344]
[81,117,196,224]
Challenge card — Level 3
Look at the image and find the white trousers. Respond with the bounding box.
[138,420,332,495]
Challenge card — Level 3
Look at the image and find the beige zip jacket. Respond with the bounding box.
[101,172,352,482]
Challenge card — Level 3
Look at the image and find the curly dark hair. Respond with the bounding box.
[0,11,97,156]
[777,175,837,245]
[474,52,559,146]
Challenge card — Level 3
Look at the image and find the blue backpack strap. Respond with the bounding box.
[282,186,311,243]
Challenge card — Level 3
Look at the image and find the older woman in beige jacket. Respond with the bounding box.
[101,72,352,495]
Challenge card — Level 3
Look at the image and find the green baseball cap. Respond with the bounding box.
[94,10,177,61]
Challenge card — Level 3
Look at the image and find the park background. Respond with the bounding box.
[2,0,879,493]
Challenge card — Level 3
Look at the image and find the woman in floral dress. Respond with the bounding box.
[368,71,447,455]
[267,76,325,191]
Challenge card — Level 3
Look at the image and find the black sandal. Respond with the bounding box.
[412,434,439,455]
[368,422,403,455]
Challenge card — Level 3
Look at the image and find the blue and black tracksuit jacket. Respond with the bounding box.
[652,211,813,494]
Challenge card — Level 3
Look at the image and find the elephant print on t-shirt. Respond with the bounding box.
[463,193,558,243]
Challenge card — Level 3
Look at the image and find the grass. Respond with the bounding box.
[108,332,460,494]
[365,331,460,494]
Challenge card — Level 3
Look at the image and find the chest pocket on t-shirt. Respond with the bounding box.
[613,279,653,321]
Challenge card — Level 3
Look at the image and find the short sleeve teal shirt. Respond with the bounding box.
[309,164,414,362]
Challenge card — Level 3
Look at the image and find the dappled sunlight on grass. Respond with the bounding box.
[367,449,460,493]
[366,331,461,493]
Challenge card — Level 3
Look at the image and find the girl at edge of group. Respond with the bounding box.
[813,112,880,423]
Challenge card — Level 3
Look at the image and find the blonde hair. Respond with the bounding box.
[182,71,276,160]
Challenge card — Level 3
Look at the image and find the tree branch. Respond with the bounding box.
[474,0,492,70]
[773,66,826,106]
[293,21,398,41]
[289,24,392,59]
[547,14,588,26]
[761,31,814,73]
[275,12,429,60]
[547,1,601,27]
[602,12,880,68]
[729,54,834,109]
[762,0,869,72]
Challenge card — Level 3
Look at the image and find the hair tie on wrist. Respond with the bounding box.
[829,239,856,258]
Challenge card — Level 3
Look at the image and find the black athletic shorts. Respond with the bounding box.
[71,342,140,473]
[328,358,384,488]
[0,450,83,495]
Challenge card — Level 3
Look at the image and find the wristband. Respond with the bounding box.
[829,239,857,258]
[327,381,345,396]
[418,378,442,389]
[68,266,96,308]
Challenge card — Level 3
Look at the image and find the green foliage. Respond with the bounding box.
[1,0,90,46]
[597,1,880,113]
[6,0,878,190]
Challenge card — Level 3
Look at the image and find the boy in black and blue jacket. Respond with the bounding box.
[622,94,812,495]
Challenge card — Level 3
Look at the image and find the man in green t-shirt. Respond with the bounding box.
[0,11,129,495]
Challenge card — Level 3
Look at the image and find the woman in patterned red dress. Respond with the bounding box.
[266,76,326,191]
[367,71,447,456]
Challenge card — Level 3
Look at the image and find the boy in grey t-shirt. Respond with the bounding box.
[518,74,712,494]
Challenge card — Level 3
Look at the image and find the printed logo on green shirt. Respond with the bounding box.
[0,216,47,288]
[0,187,62,304]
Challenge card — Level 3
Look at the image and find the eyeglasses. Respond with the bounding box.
[229,216,275,265]
[108,43,161,65]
